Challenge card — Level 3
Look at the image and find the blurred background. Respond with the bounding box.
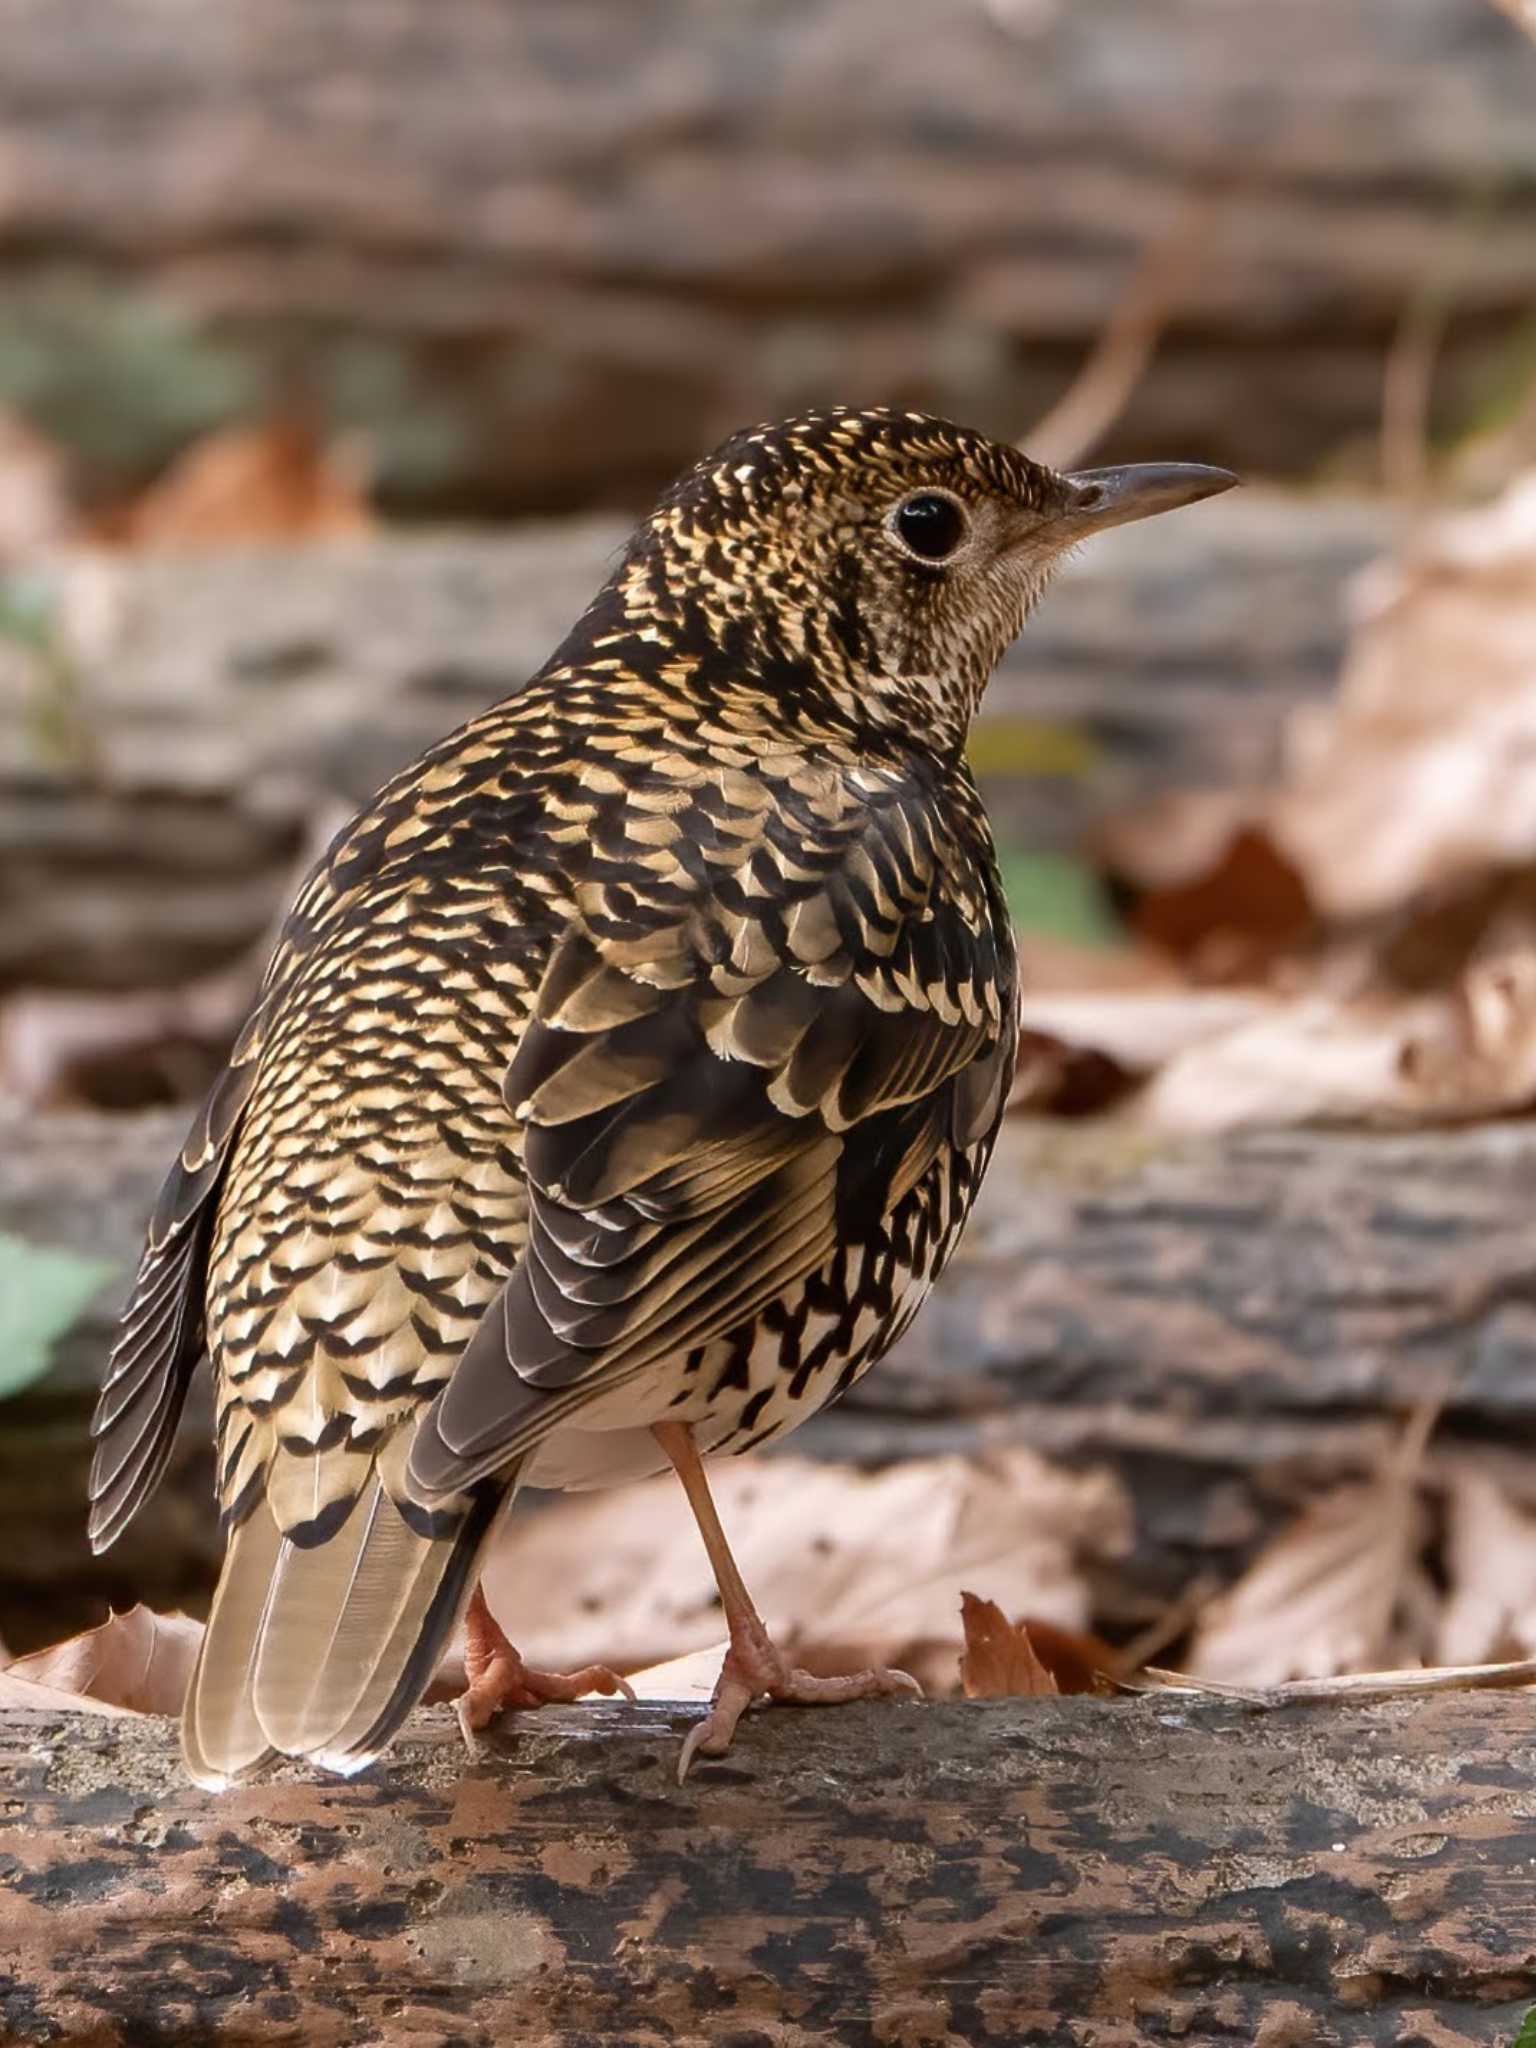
[6,0,1536,1699]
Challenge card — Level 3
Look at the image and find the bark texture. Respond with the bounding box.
[8,1105,1536,1646]
[3,1692,1535,2045]
[0,0,1531,509]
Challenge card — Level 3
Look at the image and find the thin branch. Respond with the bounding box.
[1024,187,1225,472]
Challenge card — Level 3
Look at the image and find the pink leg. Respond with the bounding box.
[455,1582,635,1748]
[652,1421,921,1782]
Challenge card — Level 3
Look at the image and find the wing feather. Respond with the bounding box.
[87,1054,259,1552]
[409,793,1014,1502]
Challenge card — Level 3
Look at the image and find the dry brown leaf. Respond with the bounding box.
[1437,1472,1536,1665]
[959,1593,1059,1698]
[4,1605,202,1716]
[1011,933,1184,997]
[478,1449,1128,1683]
[957,1596,1117,1698]
[119,418,374,549]
[1008,1027,1143,1118]
[0,1669,145,1718]
[1270,472,1536,921]
[1124,943,1536,1134]
[625,1644,728,1703]
[1185,1418,1437,1685]
[1095,800,1315,981]
[1017,988,1276,1078]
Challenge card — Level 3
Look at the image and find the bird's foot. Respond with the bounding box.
[456,1586,634,1751]
[678,1609,921,1782]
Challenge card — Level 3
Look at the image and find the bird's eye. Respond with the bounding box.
[891,491,968,564]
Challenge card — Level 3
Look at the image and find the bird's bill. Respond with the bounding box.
[1059,461,1239,533]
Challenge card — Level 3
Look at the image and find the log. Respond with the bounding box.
[3,1691,1535,2045]
[1,490,1388,993]
[0,0,1531,510]
[8,1102,1536,1649]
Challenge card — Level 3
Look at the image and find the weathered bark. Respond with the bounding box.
[1,491,1387,995]
[2,1691,1534,2045]
[8,1103,1536,1648]
[0,0,1531,510]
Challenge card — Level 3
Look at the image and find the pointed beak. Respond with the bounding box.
[1059,461,1240,534]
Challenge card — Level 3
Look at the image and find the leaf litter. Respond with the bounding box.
[1006,465,1536,1135]
[13,1411,1536,1722]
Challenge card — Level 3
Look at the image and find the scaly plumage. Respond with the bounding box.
[88,407,1234,1783]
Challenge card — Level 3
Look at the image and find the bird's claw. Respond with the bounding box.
[676,1641,922,1783]
[456,1654,635,1753]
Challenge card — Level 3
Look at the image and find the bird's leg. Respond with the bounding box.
[455,1582,635,1748]
[652,1421,921,1781]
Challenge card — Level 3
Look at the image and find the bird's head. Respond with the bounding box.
[614,407,1236,745]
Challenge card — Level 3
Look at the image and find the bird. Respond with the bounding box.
[86,407,1234,1786]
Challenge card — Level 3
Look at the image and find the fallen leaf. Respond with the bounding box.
[1133,991,1430,1133]
[1437,1472,1536,1665]
[0,1669,144,1718]
[959,1593,1058,1697]
[4,1606,202,1715]
[625,1644,728,1703]
[1270,471,1536,921]
[1008,1027,1143,1118]
[119,417,374,549]
[1017,988,1276,1076]
[1127,935,1536,1134]
[1098,804,1315,979]
[1185,1415,1437,1684]
[478,1449,1128,1684]
[1394,946,1536,1119]
[1012,1616,1124,1694]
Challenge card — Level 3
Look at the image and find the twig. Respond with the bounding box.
[1131,1655,1536,1708]
[1024,187,1225,472]
[1380,173,1504,503]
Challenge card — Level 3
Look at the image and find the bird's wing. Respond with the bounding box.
[408,788,1015,1498]
[86,1013,267,1551]
[86,840,344,1553]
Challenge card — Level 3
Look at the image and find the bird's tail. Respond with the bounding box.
[182,1451,513,1790]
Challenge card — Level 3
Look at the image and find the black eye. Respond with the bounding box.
[892,491,968,563]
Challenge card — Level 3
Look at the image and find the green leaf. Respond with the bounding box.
[1515,2006,1536,2048]
[0,1232,117,1401]
[996,850,1123,947]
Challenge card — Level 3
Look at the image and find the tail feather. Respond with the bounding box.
[182,1503,282,1788]
[183,1464,510,1791]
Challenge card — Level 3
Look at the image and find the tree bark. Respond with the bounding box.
[2,1691,1534,2045]
[0,0,1530,510]
[8,1105,1536,1648]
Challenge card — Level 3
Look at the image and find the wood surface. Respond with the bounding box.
[2,1691,1534,2045]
